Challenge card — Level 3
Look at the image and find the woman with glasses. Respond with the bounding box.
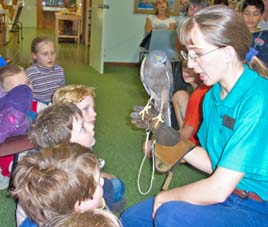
[121,5,268,227]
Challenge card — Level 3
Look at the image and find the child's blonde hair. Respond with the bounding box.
[50,209,122,227]
[53,84,95,104]
[10,143,99,226]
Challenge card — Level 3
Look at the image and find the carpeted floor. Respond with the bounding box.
[0,28,206,227]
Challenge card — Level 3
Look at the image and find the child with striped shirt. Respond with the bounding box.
[26,36,65,104]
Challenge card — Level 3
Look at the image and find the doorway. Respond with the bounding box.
[37,0,91,46]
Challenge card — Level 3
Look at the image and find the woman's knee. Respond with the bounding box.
[155,201,184,222]
[155,201,199,226]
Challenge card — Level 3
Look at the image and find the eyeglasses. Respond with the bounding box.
[180,47,221,61]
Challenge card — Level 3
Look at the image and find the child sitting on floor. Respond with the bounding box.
[15,103,125,227]
[10,143,108,227]
[0,64,31,96]
[0,65,33,189]
[52,84,96,128]
[172,64,210,144]
[26,36,65,105]
[52,84,105,168]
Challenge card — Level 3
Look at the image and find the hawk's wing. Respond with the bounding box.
[164,59,174,101]
[140,54,152,96]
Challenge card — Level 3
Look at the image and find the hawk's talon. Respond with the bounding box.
[139,105,151,120]
[139,97,153,120]
[152,113,164,128]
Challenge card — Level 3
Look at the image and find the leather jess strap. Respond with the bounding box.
[233,189,264,203]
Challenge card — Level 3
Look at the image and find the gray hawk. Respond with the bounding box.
[139,50,174,128]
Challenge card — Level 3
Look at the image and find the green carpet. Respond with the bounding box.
[0,58,205,227]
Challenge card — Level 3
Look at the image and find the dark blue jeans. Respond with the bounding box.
[120,195,268,227]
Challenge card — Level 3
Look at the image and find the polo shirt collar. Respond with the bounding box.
[212,64,254,109]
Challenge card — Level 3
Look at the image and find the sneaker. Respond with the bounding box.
[98,158,105,169]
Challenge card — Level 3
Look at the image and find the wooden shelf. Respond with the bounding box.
[55,12,81,44]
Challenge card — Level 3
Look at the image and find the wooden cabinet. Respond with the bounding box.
[37,0,76,29]
[55,12,81,43]
[36,0,90,44]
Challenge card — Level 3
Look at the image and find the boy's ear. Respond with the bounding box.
[74,201,86,213]
[32,53,37,60]
[74,200,96,213]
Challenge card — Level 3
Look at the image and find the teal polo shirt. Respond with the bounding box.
[198,65,268,200]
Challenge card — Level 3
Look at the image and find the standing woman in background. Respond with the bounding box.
[144,0,176,34]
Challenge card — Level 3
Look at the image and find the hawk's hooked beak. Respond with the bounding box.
[155,55,167,65]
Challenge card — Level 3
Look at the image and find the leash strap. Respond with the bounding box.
[137,128,156,195]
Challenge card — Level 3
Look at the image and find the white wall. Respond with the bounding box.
[103,0,147,63]
[20,0,37,27]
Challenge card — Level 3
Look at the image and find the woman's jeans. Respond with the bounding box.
[120,194,268,227]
